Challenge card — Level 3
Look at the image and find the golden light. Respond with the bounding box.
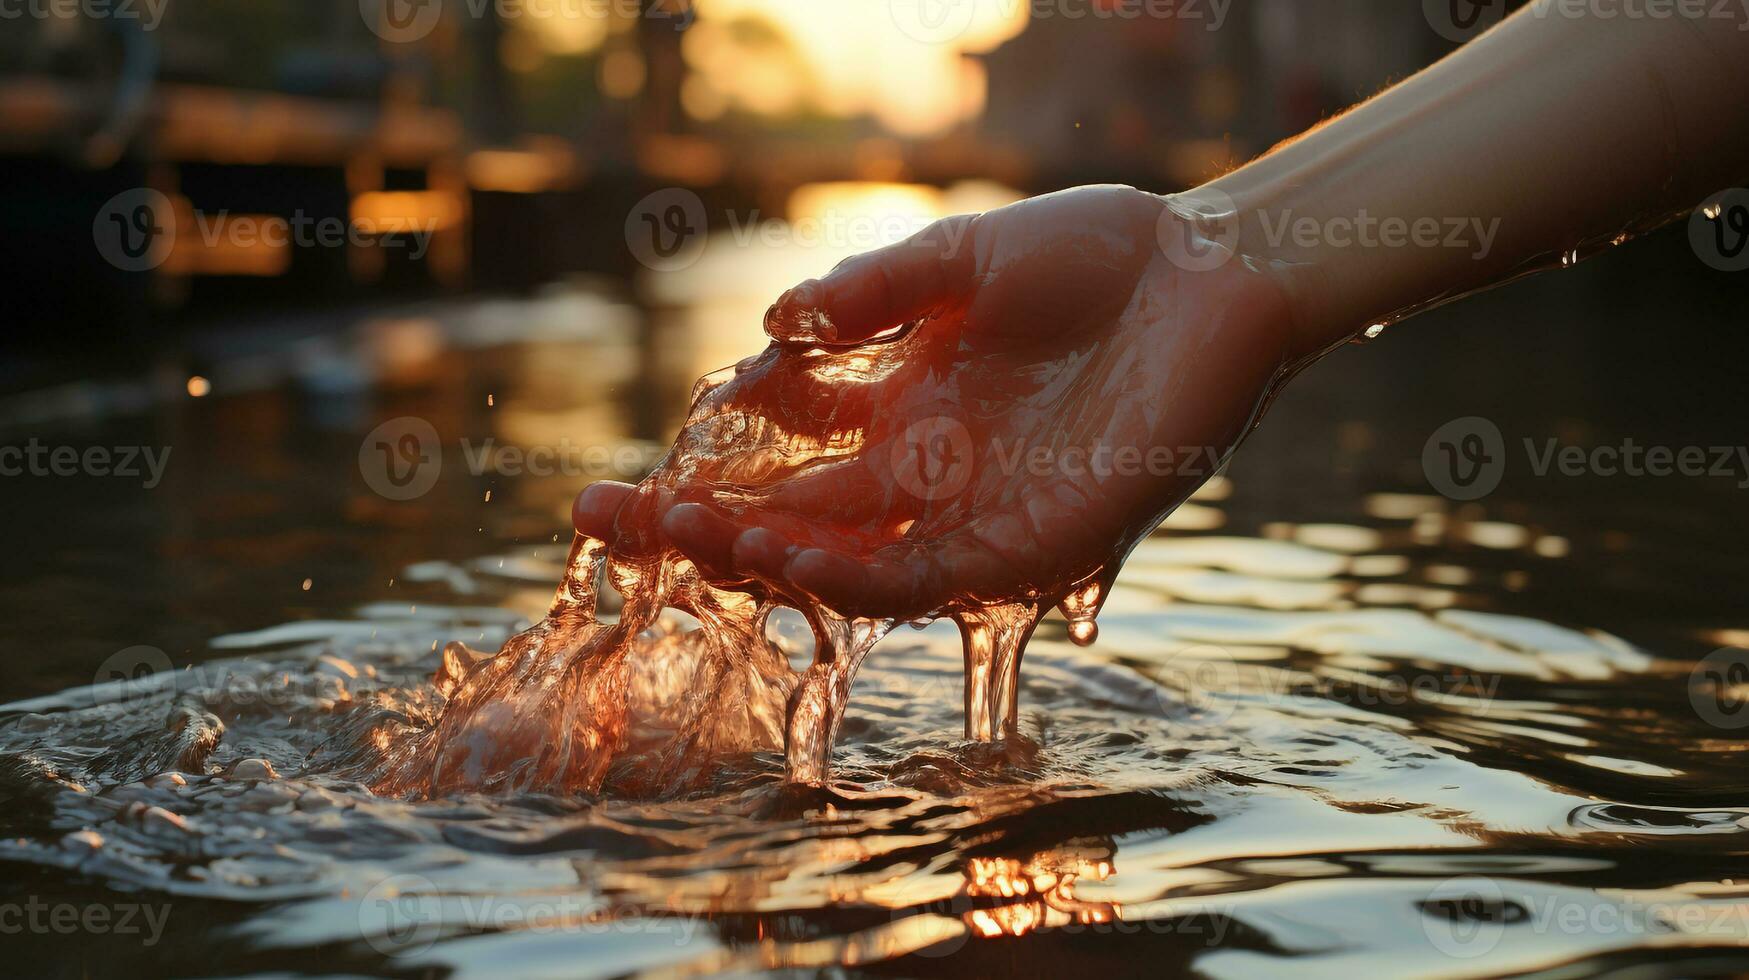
[681,76,730,122]
[688,0,1028,135]
[351,190,465,231]
[953,852,1122,939]
[500,30,546,74]
[186,376,211,397]
[599,48,647,99]
[524,7,609,55]
[161,198,291,278]
[464,144,579,194]
[642,179,1020,385]
[786,182,944,242]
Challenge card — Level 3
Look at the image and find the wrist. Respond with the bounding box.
[1157,183,1344,364]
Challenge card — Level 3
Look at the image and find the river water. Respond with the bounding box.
[3,230,1749,978]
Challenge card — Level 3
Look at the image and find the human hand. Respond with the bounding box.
[575,185,1298,622]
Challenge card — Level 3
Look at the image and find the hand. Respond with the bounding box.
[576,185,1298,621]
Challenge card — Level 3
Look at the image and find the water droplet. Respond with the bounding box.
[1057,574,1110,648]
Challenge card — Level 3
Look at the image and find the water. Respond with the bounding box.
[7,498,1749,977]
[5,239,1749,976]
[365,266,1251,802]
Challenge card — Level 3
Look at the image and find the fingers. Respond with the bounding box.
[925,531,1024,606]
[764,214,979,346]
[786,528,1031,618]
[609,493,1046,620]
[726,521,1022,620]
[660,502,742,578]
[573,480,678,560]
[784,548,874,609]
[661,499,904,615]
[730,526,798,581]
[755,459,894,525]
[573,481,637,543]
[662,500,798,581]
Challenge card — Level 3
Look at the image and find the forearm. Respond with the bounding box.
[1197,6,1749,357]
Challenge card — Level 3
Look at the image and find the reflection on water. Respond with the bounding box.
[6,260,1749,975]
[7,455,1749,975]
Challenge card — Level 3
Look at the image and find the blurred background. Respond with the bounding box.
[1,0,1746,701]
[4,0,1453,347]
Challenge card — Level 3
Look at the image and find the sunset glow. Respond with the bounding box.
[688,0,1028,134]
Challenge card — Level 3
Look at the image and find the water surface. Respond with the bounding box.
[4,267,1749,978]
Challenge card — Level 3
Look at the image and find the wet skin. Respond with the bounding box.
[574,186,1297,621]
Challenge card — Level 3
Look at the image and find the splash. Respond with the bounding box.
[365,539,796,797]
[362,521,1087,798]
[365,324,1129,797]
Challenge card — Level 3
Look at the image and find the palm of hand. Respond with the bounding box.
[579,186,1294,620]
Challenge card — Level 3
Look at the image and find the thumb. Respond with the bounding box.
[764,213,979,345]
